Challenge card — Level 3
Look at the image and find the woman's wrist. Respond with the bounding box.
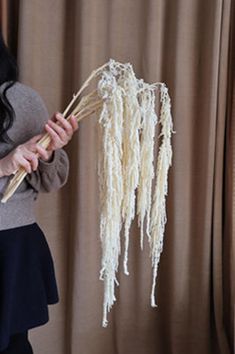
[39,150,54,162]
[0,161,4,177]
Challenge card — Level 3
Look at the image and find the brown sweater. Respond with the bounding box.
[0,81,69,230]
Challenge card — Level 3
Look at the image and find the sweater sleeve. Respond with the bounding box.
[26,148,70,193]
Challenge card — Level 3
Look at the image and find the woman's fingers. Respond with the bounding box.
[47,120,67,142]
[69,115,79,131]
[45,112,79,150]
[19,145,51,171]
[17,156,32,174]
[25,153,38,171]
[35,144,51,161]
[45,123,64,148]
[1,141,42,176]
[56,113,79,135]
[21,150,39,172]
[54,113,73,136]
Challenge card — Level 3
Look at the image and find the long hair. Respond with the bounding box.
[0,31,18,142]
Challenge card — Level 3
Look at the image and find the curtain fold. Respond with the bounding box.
[211,1,233,353]
[0,0,8,41]
[1,0,234,353]
[224,0,235,349]
[0,0,19,58]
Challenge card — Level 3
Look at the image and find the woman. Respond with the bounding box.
[0,32,78,353]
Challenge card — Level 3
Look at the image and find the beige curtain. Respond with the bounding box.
[0,0,8,40]
[2,0,234,353]
[224,1,235,348]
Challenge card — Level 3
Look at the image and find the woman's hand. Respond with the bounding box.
[0,113,78,176]
[0,135,43,177]
[44,112,78,153]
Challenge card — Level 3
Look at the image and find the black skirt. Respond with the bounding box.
[0,223,59,351]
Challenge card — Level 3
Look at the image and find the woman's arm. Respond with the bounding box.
[0,82,78,193]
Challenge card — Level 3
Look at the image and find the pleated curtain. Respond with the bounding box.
[0,1,234,353]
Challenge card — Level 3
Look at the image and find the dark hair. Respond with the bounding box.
[0,31,18,142]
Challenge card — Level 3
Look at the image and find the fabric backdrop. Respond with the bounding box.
[0,0,234,353]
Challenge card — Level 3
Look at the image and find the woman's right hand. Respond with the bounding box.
[0,135,42,177]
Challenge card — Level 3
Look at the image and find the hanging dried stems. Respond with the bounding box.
[97,70,124,327]
[149,83,174,307]
[96,60,174,326]
[1,59,175,328]
[118,66,141,276]
[137,83,158,249]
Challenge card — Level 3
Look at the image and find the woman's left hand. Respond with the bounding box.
[36,112,78,161]
[45,112,78,151]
